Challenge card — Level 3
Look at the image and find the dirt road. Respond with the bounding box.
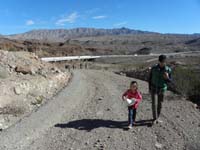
[0,70,199,150]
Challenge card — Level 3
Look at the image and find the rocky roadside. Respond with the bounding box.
[0,50,71,130]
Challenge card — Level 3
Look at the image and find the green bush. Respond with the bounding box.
[173,66,200,104]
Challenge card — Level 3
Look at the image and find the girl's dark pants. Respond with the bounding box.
[128,106,137,125]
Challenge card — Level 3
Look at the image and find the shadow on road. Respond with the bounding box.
[135,119,153,127]
[54,119,153,131]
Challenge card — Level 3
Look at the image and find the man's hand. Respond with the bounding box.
[163,72,169,80]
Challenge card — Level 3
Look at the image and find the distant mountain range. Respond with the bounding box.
[2,27,200,42]
[6,27,158,42]
[0,27,200,57]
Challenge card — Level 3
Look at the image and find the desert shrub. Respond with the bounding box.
[0,106,25,116]
[172,66,200,105]
[31,96,44,105]
[8,47,16,51]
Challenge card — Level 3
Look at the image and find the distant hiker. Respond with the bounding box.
[72,64,75,69]
[85,62,88,69]
[149,55,172,124]
[80,63,83,69]
[122,81,142,129]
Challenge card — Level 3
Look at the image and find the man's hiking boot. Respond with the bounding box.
[152,119,163,125]
[128,124,133,129]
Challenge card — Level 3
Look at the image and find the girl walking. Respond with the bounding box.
[122,81,142,129]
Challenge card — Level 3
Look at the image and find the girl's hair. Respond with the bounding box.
[130,81,138,90]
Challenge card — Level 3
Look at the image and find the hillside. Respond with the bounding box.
[185,37,200,46]
[0,50,71,130]
[0,34,200,57]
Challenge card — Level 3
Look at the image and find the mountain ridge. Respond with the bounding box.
[3,27,200,42]
[6,27,159,42]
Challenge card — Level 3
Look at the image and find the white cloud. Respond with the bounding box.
[114,21,128,27]
[92,15,107,19]
[26,20,35,26]
[56,12,79,26]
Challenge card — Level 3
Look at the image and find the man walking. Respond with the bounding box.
[149,55,172,124]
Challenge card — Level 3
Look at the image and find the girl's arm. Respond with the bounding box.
[133,91,142,107]
[122,90,128,101]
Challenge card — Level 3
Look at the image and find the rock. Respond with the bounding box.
[155,142,163,149]
[94,143,99,147]
[194,104,200,109]
[99,144,105,149]
[181,119,185,122]
[51,67,61,74]
[106,108,111,111]
[119,72,126,76]
[14,82,30,95]
[14,87,22,95]
[98,97,103,101]
[194,104,198,108]
[38,70,48,78]
[15,65,33,75]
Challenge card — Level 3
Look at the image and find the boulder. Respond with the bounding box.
[15,65,35,75]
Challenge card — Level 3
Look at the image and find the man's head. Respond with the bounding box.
[158,55,167,68]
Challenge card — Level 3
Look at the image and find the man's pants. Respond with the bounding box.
[151,90,164,121]
[128,107,137,125]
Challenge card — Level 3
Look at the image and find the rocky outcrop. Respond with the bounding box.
[0,50,71,129]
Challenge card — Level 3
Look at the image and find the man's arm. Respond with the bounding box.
[148,68,152,91]
[164,67,172,82]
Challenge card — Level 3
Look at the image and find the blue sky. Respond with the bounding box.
[0,0,200,35]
